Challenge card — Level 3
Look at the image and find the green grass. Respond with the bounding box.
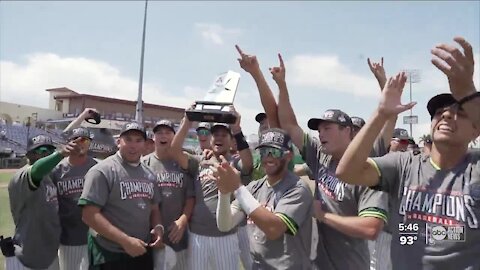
[0,171,14,270]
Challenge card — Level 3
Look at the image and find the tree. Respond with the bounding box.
[419,134,431,145]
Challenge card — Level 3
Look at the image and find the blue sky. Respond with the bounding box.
[1,1,479,139]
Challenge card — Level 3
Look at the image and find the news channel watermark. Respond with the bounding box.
[426,224,466,245]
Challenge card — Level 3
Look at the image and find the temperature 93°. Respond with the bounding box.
[399,235,417,245]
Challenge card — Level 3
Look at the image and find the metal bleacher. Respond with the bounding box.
[0,124,65,156]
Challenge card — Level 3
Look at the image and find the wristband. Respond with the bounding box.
[234,185,261,215]
[234,131,249,151]
[458,91,480,107]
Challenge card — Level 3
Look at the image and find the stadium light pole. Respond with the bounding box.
[403,69,421,138]
[135,0,148,124]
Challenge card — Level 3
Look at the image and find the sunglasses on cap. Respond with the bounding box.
[33,146,55,155]
[258,147,286,159]
[70,137,91,143]
[197,129,211,136]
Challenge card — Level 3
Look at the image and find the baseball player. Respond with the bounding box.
[337,37,480,269]
[142,120,196,270]
[170,107,253,270]
[422,134,432,155]
[198,122,253,270]
[195,122,212,155]
[265,53,389,269]
[78,122,164,269]
[336,37,480,270]
[143,130,156,156]
[389,128,410,152]
[50,127,97,270]
[215,128,314,269]
[5,135,81,270]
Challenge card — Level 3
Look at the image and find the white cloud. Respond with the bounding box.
[0,53,265,135]
[0,53,192,110]
[194,23,242,46]
[288,54,379,97]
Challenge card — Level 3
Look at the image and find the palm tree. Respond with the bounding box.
[419,134,431,145]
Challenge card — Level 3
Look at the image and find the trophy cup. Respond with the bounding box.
[186,70,240,124]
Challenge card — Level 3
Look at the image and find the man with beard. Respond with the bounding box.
[170,106,253,270]
[215,128,314,269]
[142,120,195,270]
[336,37,480,270]
[5,135,81,270]
[50,127,97,270]
[79,122,164,270]
[234,46,389,269]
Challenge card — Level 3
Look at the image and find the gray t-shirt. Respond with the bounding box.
[302,134,388,270]
[142,154,195,251]
[234,171,313,270]
[370,151,480,270]
[8,165,60,269]
[79,152,160,253]
[187,154,248,236]
[50,157,97,246]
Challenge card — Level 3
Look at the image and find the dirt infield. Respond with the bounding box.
[0,169,17,173]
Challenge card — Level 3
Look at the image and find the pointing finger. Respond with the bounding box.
[235,45,244,56]
[278,53,285,68]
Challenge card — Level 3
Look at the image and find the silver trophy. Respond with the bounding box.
[186,70,240,124]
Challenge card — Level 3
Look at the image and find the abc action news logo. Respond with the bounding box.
[428,224,466,245]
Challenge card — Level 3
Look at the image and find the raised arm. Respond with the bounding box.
[171,110,193,170]
[235,45,279,128]
[336,72,416,186]
[63,108,99,133]
[368,57,397,148]
[431,37,480,126]
[272,54,305,149]
[229,106,253,174]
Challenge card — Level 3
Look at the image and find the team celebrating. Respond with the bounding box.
[1,36,479,270]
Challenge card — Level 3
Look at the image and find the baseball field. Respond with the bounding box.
[0,170,15,270]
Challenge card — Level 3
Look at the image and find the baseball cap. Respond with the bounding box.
[392,128,409,140]
[196,122,211,131]
[153,120,176,133]
[211,123,231,134]
[27,134,55,152]
[67,127,91,141]
[256,128,293,151]
[308,109,353,130]
[120,122,146,139]
[427,93,457,119]
[351,116,366,129]
[255,112,267,123]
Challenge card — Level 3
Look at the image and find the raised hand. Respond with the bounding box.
[59,137,83,157]
[378,72,416,117]
[229,105,242,133]
[214,155,241,194]
[431,37,476,100]
[367,57,387,89]
[235,45,261,75]
[269,53,286,84]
